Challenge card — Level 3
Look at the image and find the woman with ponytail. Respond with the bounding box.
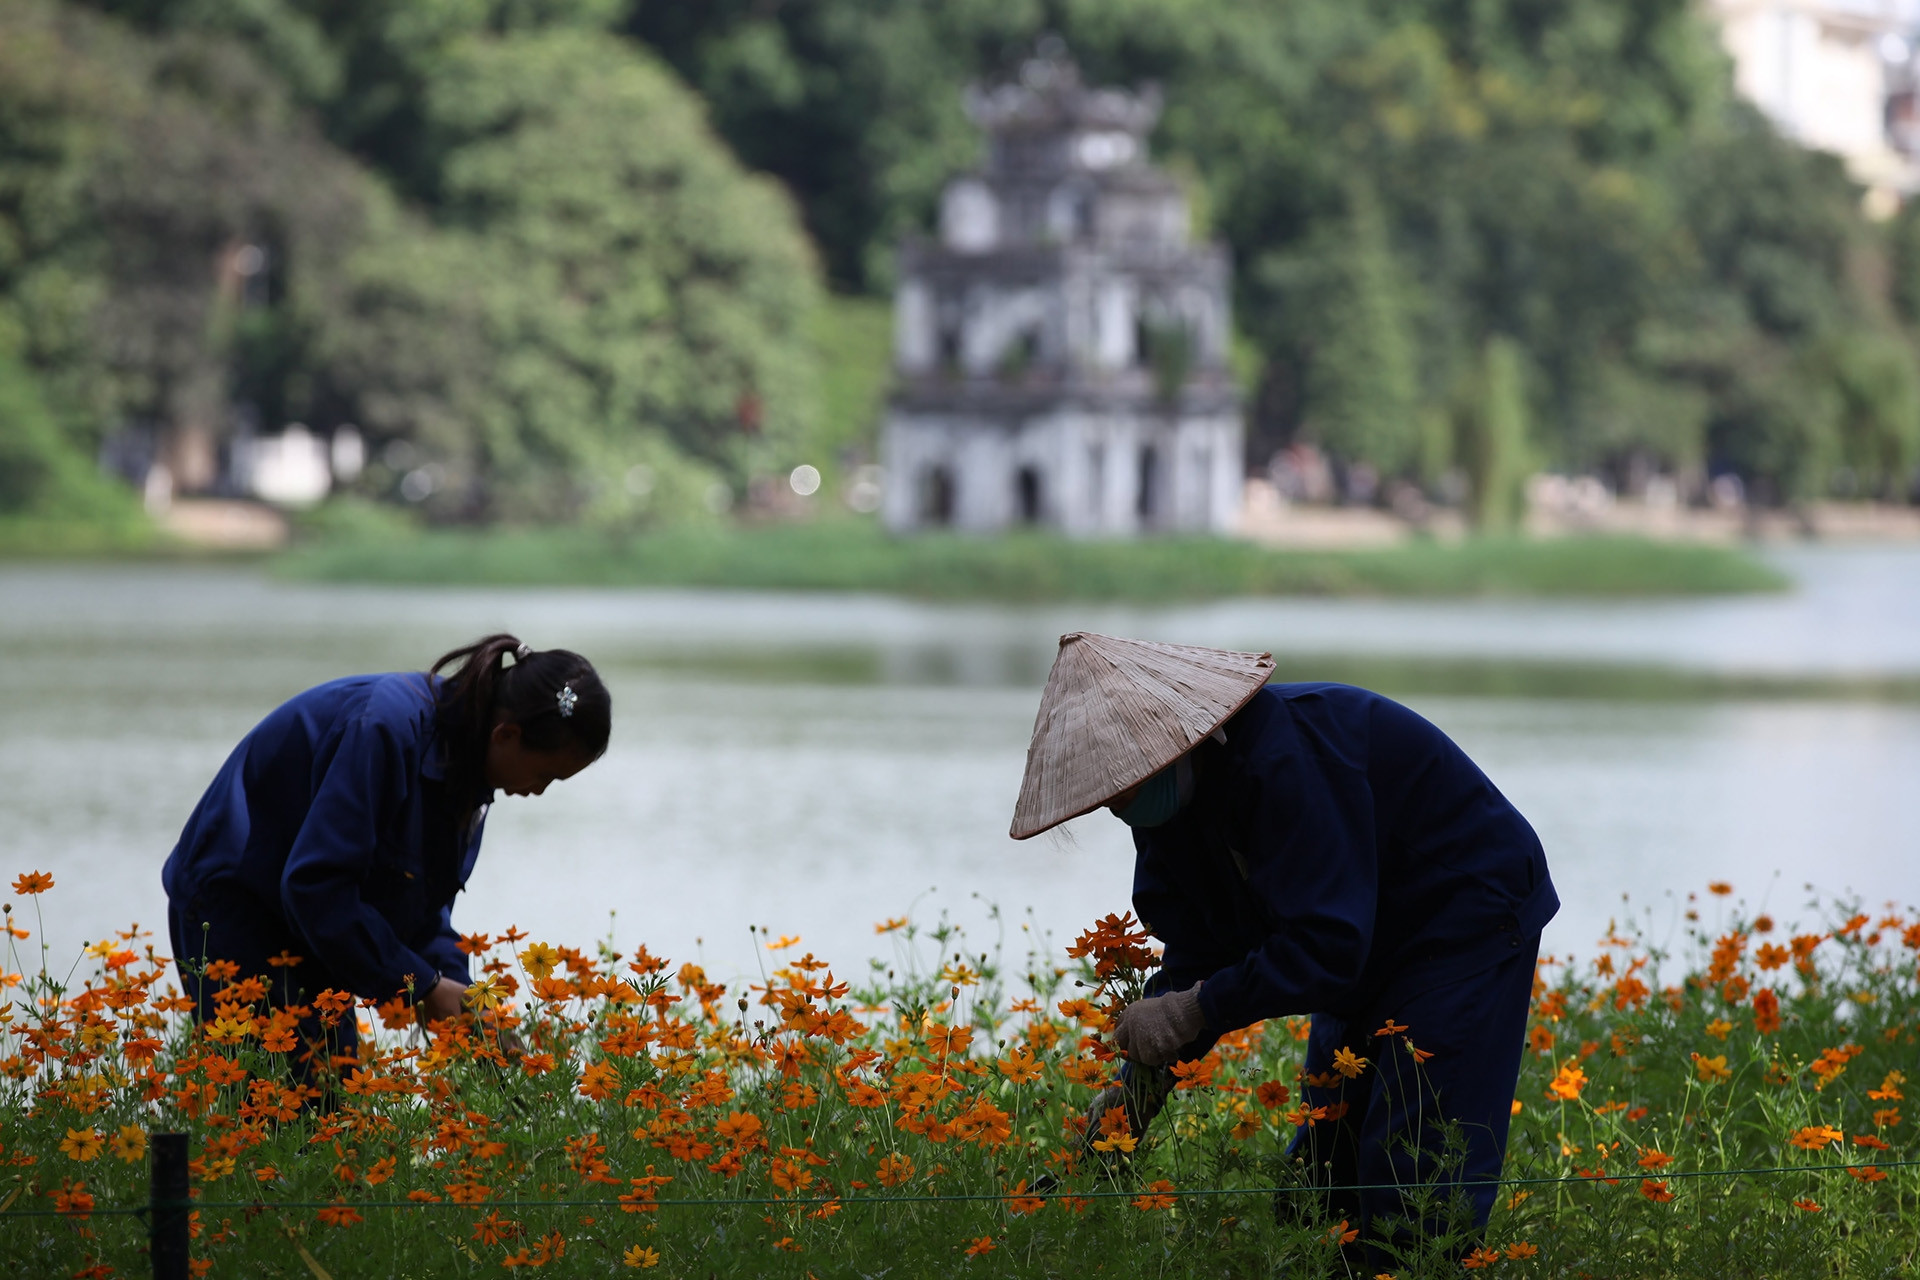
[161,635,610,1066]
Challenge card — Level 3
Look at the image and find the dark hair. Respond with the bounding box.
[429,634,611,802]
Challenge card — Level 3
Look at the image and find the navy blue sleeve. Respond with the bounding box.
[415,814,486,985]
[1196,704,1379,1031]
[417,905,470,986]
[278,717,441,1000]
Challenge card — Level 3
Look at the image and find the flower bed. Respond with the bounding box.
[0,875,1913,1277]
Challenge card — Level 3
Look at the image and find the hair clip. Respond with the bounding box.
[514,643,532,661]
[556,684,577,718]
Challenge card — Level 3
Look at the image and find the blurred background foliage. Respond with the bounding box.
[2,0,1918,528]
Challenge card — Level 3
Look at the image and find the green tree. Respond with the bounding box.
[325,29,820,520]
[1293,180,1421,475]
[0,348,138,524]
[1461,336,1531,531]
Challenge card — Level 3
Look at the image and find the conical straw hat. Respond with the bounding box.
[1009,632,1274,840]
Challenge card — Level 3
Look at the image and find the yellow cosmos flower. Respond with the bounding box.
[109,1126,147,1164]
[520,943,560,981]
[59,1128,103,1162]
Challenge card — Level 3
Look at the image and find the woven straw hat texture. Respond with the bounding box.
[1010,632,1274,839]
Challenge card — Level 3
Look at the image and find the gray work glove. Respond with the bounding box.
[1112,982,1206,1066]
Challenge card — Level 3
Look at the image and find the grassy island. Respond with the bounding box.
[273,520,1788,601]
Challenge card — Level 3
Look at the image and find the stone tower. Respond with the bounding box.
[880,50,1243,536]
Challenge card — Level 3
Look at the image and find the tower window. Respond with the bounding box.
[1015,466,1044,524]
[922,465,956,525]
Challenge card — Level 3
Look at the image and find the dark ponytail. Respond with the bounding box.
[429,633,612,802]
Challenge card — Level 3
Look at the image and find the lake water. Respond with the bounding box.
[3,546,1917,991]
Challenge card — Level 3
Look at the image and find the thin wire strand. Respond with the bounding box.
[4,1158,1915,1221]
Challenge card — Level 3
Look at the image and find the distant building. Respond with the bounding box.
[1706,0,1920,213]
[880,51,1242,536]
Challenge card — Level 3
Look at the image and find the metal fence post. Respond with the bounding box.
[149,1132,189,1280]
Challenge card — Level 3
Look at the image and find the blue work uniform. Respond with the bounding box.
[162,674,488,1053]
[1131,683,1556,1245]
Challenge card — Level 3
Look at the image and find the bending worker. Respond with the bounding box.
[162,634,610,1067]
[1010,632,1555,1252]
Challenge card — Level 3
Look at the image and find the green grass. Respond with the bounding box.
[0,513,161,556]
[274,519,1788,600]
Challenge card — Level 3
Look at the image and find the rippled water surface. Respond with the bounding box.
[3,547,1917,984]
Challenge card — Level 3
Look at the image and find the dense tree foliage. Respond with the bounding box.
[2,0,819,522]
[1,0,1915,525]
[631,0,1920,506]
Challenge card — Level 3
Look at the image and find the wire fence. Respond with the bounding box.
[2,1137,1915,1279]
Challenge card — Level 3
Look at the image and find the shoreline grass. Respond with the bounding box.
[272,519,1790,600]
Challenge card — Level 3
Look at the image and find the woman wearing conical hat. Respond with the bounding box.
[1012,633,1557,1256]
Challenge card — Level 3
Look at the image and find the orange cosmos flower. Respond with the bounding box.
[1462,1247,1501,1269]
[1132,1180,1177,1211]
[1506,1243,1539,1260]
[714,1112,763,1146]
[1006,1180,1046,1215]
[1637,1149,1672,1170]
[1788,1124,1844,1150]
[874,918,908,934]
[316,1202,363,1228]
[875,1153,914,1187]
[1374,1019,1409,1036]
[1332,1046,1369,1078]
[1752,988,1781,1034]
[963,1236,996,1257]
[1873,1108,1901,1128]
[12,871,53,895]
[1847,1165,1889,1182]
[1325,1219,1358,1245]
[1867,1070,1906,1101]
[624,1245,661,1268]
[53,1180,94,1219]
[1640,1179,1674,1203]
[1546,1062,1587,1100]
[997,1048,1042,1084]
[1792,1198,1820,1212]
[578,1061,620,1102]
[1255,1080,1291,1109]
[1707,881,1732,896]
[1691,1053,1731,1084]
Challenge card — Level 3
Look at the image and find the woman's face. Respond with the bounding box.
[484,722,594,797]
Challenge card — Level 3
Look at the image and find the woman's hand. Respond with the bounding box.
[1112,983,1206,1065]
[419,975,468,1026]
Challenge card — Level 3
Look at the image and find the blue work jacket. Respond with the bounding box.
[1133,683,1557,1039]
[161,673,488,1000]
